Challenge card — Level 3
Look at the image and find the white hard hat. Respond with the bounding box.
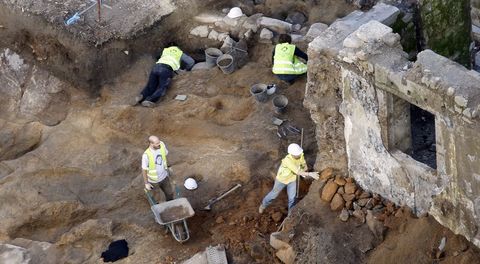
[288,143,303,156]
[184,178,198,190]
[227,7,243,18]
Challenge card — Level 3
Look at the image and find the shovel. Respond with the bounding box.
[202,183,242,211]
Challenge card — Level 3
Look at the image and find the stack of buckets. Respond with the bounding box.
[205,48,235,74]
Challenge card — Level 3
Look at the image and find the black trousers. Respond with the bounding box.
[140,64,174,102]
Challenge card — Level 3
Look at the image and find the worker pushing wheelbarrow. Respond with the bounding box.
[141,136,195,243]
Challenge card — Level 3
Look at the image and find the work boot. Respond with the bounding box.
[134,94,143,104]
[141,100,155,108]
[258,204,265,214]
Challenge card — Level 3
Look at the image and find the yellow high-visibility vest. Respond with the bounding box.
[276,154,306,184]
[272,43,307,75]
[157,46,183,71]
[144,142,168,182]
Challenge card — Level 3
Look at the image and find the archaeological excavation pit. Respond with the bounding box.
[1,0,480,263]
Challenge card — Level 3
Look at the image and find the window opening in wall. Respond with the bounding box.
[410,104,436,169]
[387,94,437,169]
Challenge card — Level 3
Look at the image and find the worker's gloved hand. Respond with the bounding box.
[308,172,320,180]
[145,183,153,190]
[298,171,310,178]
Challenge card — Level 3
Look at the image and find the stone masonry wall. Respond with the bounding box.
[306,4,480,247]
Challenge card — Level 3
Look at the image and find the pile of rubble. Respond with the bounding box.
[319,168,409,239]
[190,7,328,45]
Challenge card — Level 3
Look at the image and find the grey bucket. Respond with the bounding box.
[216,54,235,74]
[250,84,268,102]
[205,48,223,67]
[273,95,288,114]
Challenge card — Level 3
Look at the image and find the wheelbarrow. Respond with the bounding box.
[151,197,195,243]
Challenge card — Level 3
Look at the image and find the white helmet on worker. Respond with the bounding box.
[288,143,303,156]
[184,178,198,190]
[227,7,243,18]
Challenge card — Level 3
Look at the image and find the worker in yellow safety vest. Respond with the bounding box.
[134,42,195,107]
[259,144,319,215]
[272,34,308,84]
[142,135,174,206]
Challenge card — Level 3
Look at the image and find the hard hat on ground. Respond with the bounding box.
[288,143,303,156]
[184,178,198,190]
[227,7,243,18]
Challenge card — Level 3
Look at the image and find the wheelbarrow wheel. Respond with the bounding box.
[174,223,187,242]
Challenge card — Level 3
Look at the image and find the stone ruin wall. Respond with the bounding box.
[305,4,480,248]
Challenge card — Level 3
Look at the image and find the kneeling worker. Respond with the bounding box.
[142,135,174,206]
[135,42,195,107]
[259,143,318,215]
[272,34,308,84]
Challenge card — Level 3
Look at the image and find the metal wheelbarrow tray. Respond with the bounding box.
[151,198,195,243]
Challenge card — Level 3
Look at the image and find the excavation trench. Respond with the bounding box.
[2,1,480,263]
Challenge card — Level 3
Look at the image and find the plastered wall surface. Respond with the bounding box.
[306,4,480,247]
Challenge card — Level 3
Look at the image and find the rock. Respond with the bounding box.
[354,20,392,42]
[242,13,263,33]
[259,28,273,43]
[0,121,43,160]
[359,191,371,199]
[339,208,349,222]
[320,168,334,180]
[0,244,30,263]
[337,186,345,195]
[208,30,219,40]
[344,182,357,194]
[385,201,395,213]
[305,23,328,42]
[321,181,339,202]
[353,209,365,223]
[454,95,468,108]
[366,210,385,241]
[270,232,291,250]
[334,176,346,186]
[259,17,292,34]
[382,32,401,47]
[342,193,356,202]
[330,193,345,211]
[354,188,362,197]
[357,198,370,207]
[217,33,229,41]
[223,16,245,27]
[286,11,307,25]
[271,211,283,223]
[345,200,353,210]
[244,29,253,39]
[275,245,295,264]
[346,177,354,183]
[254,0,265,4]
[343,35,362,49]
[192,62,215,71]
[290,34,303,43]
[216,216,225,224]
[190,25,209,37]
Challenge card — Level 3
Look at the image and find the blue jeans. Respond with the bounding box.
[140,64,174,102]
[261,179,297,214]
